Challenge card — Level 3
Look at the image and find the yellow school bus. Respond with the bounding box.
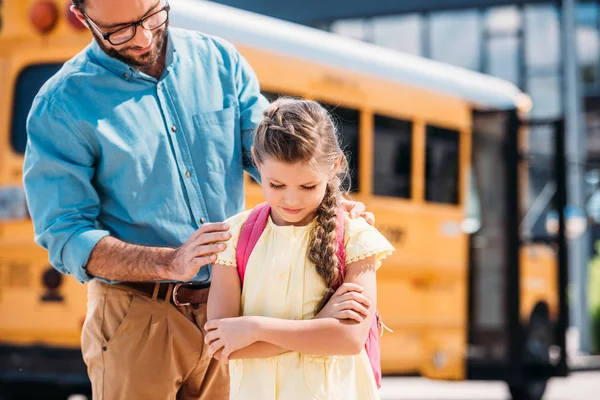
[0,1,568,399]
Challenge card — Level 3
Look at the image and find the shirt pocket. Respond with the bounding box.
[192,106,242,175]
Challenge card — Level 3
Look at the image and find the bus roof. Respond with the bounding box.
[170,0,530,112]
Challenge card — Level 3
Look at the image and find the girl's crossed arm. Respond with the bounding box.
[205,255,377,361]
[207,262,289,360]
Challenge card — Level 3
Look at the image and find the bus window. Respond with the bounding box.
[261,90,281,103]
[10,63,62,154]
[373,114,412,198]
[321,104,360,192]
[425,125,460,204]
[11,63,63,154]
[260,90,306,104]
[463,169,482,234]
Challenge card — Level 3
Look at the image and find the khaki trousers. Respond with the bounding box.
[81,280,229,400]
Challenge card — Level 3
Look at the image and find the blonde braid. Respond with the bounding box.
[309,180,343,314]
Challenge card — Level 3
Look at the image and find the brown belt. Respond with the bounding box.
[118,282,210,306]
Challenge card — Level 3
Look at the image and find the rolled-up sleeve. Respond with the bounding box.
[233,48,269,182]
[23,97,109,283]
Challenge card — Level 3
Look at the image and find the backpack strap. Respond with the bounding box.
[236,204,346,287]
[236,202,271,285]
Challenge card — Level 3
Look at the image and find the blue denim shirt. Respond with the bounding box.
[23,28,268,283]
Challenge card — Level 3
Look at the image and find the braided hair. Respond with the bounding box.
[253,98,349,313]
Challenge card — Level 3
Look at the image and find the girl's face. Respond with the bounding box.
[257,157,330,226]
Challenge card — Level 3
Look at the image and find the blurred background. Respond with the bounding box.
[0,0,599,399]
[218,0,600,354]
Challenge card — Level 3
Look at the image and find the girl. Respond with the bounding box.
[205,98,394,400]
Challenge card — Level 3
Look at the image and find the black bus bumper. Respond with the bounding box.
[0,344,90,396]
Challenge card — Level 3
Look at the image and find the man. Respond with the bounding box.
[23,1,373,399]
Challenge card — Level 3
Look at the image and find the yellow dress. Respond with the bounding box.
[215,209,395,400]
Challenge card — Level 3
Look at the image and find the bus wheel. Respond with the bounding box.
[508,304,551,400]
[508,379,547,400]
[526,304,552,364]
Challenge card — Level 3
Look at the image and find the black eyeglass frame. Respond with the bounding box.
[82,3,170,46]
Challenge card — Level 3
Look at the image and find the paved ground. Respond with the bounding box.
[61,371,599,400]
[380,371,599,400]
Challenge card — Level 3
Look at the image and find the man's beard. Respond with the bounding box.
[92,23,168,69]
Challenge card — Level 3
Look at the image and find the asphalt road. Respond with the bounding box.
[380,371,599,400]
[21,371,597,400]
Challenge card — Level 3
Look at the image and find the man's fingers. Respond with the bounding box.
[190,254,218,270]
[191,223,230,241]
[362,212,375,226]
[347,201,366,218]
[192,243,226,258]
[193,223,230,239]
[191,231,231,247]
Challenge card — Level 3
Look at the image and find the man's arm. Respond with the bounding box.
[86,225,229,282]
[85,237,170,281]
[24,97,110,283]
[24,97,229,283]
[232,45,269,182]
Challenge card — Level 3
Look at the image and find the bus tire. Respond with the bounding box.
[508,303,552,400]
[508,379,547,400]
[526,303,552,364]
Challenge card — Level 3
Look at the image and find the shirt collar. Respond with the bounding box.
[88,28,177,82]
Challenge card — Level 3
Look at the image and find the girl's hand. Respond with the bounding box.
[339,198,375,226]
[315,283,371,322]
[204,317,259,362]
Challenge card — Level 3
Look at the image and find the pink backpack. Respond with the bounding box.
[235,202,383,389]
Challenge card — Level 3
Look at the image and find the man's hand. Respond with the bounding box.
[339,198,375,226]
[315,283,371,323]
[163,222,231,281]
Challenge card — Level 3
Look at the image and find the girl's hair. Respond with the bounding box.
[253,98,349,313]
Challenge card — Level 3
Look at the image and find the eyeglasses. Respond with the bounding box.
[82,3,170,46]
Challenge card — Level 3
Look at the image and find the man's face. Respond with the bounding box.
[73,0,168,68]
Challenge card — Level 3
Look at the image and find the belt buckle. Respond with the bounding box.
[172,282,194,306]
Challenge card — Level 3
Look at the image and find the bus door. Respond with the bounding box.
[467,111,568,400]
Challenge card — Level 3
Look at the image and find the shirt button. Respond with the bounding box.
[278,272,286,280]
[123,73,129,79]
[200,218,206,224]
[185,171,191,178]
[171,125,177,132]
